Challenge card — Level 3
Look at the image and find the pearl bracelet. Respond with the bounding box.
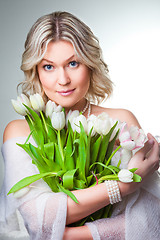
[105,180,122,204]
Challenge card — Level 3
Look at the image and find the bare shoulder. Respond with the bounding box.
[3,119,30,143]
[91,105,141,128]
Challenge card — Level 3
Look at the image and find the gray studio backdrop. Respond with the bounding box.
[0,0,160,237]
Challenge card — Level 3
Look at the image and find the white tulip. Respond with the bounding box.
[119,123,147,152]
[110,119,121,141]
[129,126,140,140]
[66,110,80,127]
[120,149,133,169]
[94,112,111,135]
[111,150,121,167]
[87,114,97,136]
[11,93,31,116]
[51,111,65,130]
[121,140,136,150]
[118,169,133,183]
[119,131,131,143]
[45,100,62,118]
[130,126,147,148]
[45,100,55,118]
[13,186,30,199]
[30,93,45,112]
[71,115,88,133]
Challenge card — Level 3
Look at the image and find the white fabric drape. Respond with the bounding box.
[0,137,67,239]
[0,137,160,239]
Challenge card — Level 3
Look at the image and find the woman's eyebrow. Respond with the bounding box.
[41,54,77,64]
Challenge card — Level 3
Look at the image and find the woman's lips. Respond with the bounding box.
[57,89,75,96]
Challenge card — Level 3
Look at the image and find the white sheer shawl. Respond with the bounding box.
[86,165,160,239]
[0,137,67,239]
[0,137,160,240]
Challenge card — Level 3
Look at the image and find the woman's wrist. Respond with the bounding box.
[118,181,140,197]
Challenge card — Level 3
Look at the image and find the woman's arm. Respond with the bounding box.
[3,117,159,234]
[66,133,159,225]
[63,226,93,240]
[64,134,159,239]
[3,119,159,225]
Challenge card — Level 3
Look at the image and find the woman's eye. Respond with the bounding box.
[69,61,79,68]
[43,65,53,71]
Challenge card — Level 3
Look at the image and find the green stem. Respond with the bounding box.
[106,145,122,166]
[40,111,48,134]
[26,114,34,126]
[99,175,119,182]
[117,159,121,168]
[58,130,64,162]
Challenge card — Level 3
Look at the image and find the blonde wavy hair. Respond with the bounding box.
[19,11,113,104]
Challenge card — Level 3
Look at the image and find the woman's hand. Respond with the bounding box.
[128,133,159,178]
[119,133,159,196]
[63,226,93,240]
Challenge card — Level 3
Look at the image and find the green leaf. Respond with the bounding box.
[105,145,121,166]
[24,104,43,127]
[74,179,86,189]
[57,182,79,203]
[67,121,74,139]
[46,118,57,143]
[85,134,91,176]
[132,173,142,182]
[8,172,57,195]
[105,129,120,162]
[17,143,44,172]
[54,143,64,169]
[78,133,86,181]
[29,143,46,169]
[63,169,77,190]
[98,121,119,166]
[24,106,45,146]
[129,168,138,173]
[86,175,93,185]
[79,122,87,145]
[65,132,75,170]
[60,128,66,148]
[90,135,102,165]
[44,142,55,161]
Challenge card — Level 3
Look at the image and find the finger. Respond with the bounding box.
[147,137,159,161]
[136,138,154,159]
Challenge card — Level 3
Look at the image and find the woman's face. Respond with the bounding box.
[37,40,90,110]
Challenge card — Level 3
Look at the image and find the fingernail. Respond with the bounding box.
[148,139,154,145]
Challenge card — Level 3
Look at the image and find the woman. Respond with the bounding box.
[0,11,159,240]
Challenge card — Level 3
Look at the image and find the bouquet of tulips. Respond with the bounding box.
[8,93,147,225]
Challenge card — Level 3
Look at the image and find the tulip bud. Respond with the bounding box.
[30,93,45,112]
[45,100,62,119]
[119,131,131,143]
[120,149,133,169]
[118,169,133,183]
[51,111,65,130]
[11,93,31,116]
[71,115,88,133]
[87,114,97,136]
[66,110,80,127]
[121,140,136,150]
[94,112,111,135]
[45,100,55,118]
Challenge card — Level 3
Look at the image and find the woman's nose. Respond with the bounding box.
[57,67,70,85]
